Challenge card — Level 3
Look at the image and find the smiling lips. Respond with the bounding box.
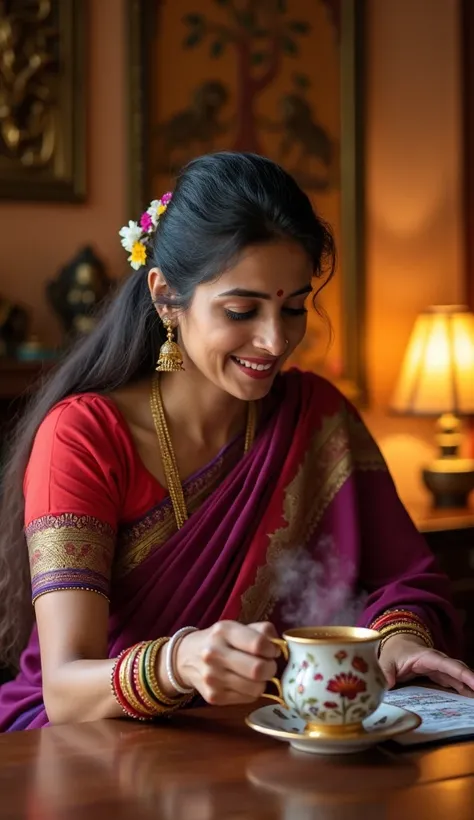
[231,355,278,380]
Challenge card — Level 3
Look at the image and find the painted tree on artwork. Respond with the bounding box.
[182,0,318,154]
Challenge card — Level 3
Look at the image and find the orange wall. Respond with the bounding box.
[0,0,127,347]
[363,0,464,506]
[0,0,465,507]
[366,0,463,409]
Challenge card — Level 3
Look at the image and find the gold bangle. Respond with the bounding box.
[378,618,428,631]
[139,641,175,714]
[134,643,171,716]
[120,643,156,718]
[379,620,434,644]
[379,619,432,636]
[122,643,156,717]
[111,649,144,720]
[379,628,434,654]
[146,638,186,709]
[379,630,433,649]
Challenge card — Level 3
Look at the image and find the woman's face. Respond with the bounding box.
[170,239,314,400]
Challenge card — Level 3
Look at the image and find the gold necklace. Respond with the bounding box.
[150,376,256,529]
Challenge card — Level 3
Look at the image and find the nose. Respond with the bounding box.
[253,318,288,358]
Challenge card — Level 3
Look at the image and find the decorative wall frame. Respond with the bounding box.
[0,0,86,202]
[127,0,366,401]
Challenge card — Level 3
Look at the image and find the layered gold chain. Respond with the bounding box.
[150,376,256,529]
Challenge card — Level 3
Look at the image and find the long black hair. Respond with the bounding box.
[0,152,335,669]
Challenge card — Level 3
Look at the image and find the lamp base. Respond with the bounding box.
[422,459,474,509]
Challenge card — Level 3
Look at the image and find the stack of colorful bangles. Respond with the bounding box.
[111,627,197,720]
[370,609,434,654]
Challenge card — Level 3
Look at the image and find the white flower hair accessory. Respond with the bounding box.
[118,191,173,271]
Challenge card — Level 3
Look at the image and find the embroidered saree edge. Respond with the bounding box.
[26,513,115,601]
[239,407,387,624]
[114,448,237,577]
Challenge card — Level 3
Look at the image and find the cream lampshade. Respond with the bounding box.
[391,305,474,508]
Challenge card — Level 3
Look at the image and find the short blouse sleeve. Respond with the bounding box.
[24,395,126,604]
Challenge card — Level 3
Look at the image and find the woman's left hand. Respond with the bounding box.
[379,633,474,696]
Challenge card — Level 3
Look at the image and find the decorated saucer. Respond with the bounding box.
[245,702,421,755]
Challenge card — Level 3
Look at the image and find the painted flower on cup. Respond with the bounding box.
[324,701,338,709]
[326,672,366,701]
[313,673,323,681]
[334,650,348,664]
[351,656,368,674]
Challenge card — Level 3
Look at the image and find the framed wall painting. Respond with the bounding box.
[127,0,366,401]
[0,0,86,202]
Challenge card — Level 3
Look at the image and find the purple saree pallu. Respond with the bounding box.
[0,371,461,730]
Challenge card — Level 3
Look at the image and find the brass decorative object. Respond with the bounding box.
[0,0,86,201]
[0,297,29,357]
[46,246,113,340]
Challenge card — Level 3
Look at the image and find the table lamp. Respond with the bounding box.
[391,305,474,509]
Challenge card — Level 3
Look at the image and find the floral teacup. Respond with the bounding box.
[265,626,386,737]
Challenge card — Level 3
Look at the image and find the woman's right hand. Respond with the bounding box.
[174,621,281,705]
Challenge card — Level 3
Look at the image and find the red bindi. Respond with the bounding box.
[277,289,284,297]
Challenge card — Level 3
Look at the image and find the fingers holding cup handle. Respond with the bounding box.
[270,638,289,660]
[261,676,286,706]
[261,638,289,707]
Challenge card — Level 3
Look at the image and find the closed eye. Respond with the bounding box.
[225,309,257,321]
[225,306,307,321]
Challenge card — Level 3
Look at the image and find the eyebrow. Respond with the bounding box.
[217,285,312,300]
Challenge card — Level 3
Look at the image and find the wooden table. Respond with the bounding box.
[2,704,474,819]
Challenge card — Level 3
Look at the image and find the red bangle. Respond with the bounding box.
[111,649,145,720]
[370,609,424,632]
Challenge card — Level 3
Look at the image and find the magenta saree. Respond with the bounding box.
[0,370,461,731]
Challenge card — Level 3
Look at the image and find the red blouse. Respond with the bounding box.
[24,394,166,603]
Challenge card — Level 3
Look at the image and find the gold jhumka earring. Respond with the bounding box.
[155,317,185,372]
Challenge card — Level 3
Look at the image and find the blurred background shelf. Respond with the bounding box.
[0,359,54,401]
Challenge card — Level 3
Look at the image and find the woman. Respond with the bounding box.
[0,152,472,731]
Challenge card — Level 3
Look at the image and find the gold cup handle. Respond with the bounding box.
[261,638,289,707]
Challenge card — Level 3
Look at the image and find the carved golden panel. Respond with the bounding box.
[0,0,85,201]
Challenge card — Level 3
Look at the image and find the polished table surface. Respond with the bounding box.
[2,703,474,820]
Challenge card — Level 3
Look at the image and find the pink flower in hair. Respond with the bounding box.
[120,191,174,270]
[140,211,154,232]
